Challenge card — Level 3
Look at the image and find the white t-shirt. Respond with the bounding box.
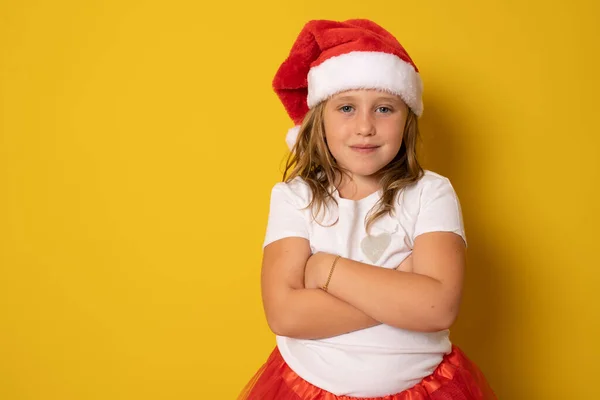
[262,170,467,397]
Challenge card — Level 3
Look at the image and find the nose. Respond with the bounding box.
[356,110,375,136]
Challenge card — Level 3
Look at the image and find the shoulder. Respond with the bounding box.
[418,169,453,188]
[269,176,312,208]
[403,170,467,245]
[400,170,459,204]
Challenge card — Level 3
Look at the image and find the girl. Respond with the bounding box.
[238,19,497,400]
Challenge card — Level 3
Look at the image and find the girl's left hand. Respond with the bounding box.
[304,252,336,289]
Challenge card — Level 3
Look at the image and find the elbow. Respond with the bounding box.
[264,303,286,335]
[428,304,460,331]
[430,310,457,331]
[387,303,460,333]
[263,287,301,337]
[425,292,462,331]
[265,302,297,336]
[267,313,302,337]
[266,314,289,336]
[408,312,455,333]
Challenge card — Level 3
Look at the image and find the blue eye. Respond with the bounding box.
[377,107,392,113]
[340,105,354,113]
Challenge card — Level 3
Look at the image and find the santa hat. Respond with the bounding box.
[273,19,423,150]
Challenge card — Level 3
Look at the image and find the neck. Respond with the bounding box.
[335,172,381,201]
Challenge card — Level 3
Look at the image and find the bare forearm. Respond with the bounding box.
[270,288,380,340]
[325,258,458,332]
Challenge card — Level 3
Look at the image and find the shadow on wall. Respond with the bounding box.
[417,95,521,399]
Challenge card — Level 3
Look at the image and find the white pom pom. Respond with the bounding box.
[285,125,301,150]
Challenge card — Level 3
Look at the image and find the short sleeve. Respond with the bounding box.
[262,183,310,249]
[413,176,467,247]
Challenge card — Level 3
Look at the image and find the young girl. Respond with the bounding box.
[238,19,497,400]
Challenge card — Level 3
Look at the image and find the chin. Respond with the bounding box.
[347,165,386,177]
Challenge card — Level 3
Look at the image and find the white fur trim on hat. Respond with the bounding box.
[307,51,423,116]
[285,125,301,150]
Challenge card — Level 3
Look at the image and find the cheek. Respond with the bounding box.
[382,121,405,149]
[324,133,344,158]
[378,127,401,143]
[324,118,348,148]
[392,133,404,149]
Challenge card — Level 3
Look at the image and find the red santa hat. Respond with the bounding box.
[273,19,423,149]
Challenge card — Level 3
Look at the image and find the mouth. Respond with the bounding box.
[350,145,380,154]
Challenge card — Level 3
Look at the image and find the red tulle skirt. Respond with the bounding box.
[238,345,496,400]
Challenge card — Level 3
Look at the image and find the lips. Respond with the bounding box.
[350,144,380,154]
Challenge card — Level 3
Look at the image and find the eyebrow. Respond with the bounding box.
[332,95,401,103]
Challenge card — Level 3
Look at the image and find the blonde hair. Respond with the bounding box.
[282,99,424,233]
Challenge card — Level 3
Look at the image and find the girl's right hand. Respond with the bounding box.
[395,254,414,273]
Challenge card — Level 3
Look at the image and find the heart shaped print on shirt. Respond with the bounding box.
[360,233,392,263]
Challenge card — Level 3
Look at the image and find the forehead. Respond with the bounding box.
[329,89,403,103]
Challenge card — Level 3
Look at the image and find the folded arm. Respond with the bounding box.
[261,237,381,340]
[305,231,466,332]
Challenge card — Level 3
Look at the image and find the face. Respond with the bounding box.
[323,89,409,179]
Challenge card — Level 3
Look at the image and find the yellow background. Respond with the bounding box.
[1,1,598,399]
